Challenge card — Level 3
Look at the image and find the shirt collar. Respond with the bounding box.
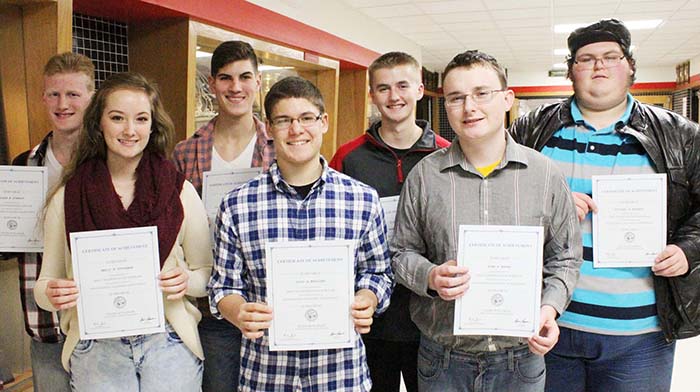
[571,93,634,133]
[438,133,528,174]
[269,156,329,196]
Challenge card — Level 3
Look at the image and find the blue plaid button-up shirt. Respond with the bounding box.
[209,158,393,392]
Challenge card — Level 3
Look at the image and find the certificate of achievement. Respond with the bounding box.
[592,174,667,268]
[70,226,165,340]
[454,225,543,338]
[0,166,47,252]
[380,196,399,242]
[202,168,261,243]
[266,240,354,351]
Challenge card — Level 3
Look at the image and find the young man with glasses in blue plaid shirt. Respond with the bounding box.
[208,76,393,391]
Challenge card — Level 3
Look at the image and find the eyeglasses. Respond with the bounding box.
[573,54,626,70]
[444,90,505,108]
[270,113,323,130]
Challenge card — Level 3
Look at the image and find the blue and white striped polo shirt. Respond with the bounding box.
[541,94,659,335]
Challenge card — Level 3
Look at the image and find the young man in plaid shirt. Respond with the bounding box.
[9,52,94,392]
[209,76,393,391]
[172,40,275,392]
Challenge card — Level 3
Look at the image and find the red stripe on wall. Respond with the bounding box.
[74,0,379,69]
[511,81,676,95]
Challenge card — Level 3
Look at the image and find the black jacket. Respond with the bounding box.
[510,97,700,340]
[329,120,450,341]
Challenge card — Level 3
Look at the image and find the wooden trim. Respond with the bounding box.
[0,4,31,161]
[22,0,73,148]
[129,18,194,143]
[337,69,368,147]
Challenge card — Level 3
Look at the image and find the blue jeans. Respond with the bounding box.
[199,316,241,392]
[30,339,70,392]
[417,335,545,392]
[544,327,675,392]
[69,325,202,392]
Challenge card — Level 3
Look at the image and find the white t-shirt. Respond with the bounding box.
[210,135,257,172]
[45,139,64,190]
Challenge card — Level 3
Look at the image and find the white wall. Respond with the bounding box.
[509,66,675,87]
[691,55,700,76]
[247,0,422,63]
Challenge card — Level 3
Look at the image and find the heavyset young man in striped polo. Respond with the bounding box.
[511,19,700,392]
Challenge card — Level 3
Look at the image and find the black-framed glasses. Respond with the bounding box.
[573,54,626,70]
[270,113,323,130]
[444,90,505,108]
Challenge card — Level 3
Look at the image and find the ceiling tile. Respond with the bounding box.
[359,4,424,18]
[416,1,486,14]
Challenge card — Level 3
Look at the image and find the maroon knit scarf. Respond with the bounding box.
[64,151,185,267]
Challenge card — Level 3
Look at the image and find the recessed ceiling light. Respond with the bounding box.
[196,50,212,58]
[554,19,662,34]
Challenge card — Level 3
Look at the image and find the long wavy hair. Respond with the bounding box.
[49,72,175,202]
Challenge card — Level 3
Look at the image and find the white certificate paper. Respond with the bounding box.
[454,225,543,338]
[203,168,261,243]
[70,226,165,340]
[266,240,354,351]
[380,196,399,242]
[0,166,47,252]
[592,174,667,268]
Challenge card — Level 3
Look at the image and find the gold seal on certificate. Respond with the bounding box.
[266,240,355,351]
[592,174,667,268]
[0,166,47,252]
[454,225,544,338]
[70,226,165,339]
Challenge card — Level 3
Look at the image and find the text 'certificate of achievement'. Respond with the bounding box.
[0,166,47,252]
[380,196,399,242]
[454,225,543,338]
[70,226,165,340]
[203,168,261,243]
[266,240,354,351]
[592,174,667,268]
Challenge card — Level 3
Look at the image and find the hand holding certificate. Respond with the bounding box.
[454,225,544,338]
[266,240,355,351]
[70,226,165,340]
[0,166,47,252]
[592,174,667,268]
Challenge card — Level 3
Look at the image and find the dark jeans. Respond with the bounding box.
[417,335,545,392]
[30,339,70,392]
[199,316,242,392]
[544,327,675,392]
[363,336,418,392]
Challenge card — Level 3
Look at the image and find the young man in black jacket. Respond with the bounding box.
[510,19,700,392]
[330,52,449,392]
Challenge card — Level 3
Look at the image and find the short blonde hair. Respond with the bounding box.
[43,52,96,91]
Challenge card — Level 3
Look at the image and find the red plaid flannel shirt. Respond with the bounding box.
[172,115,275,195]
[11,133,64,343]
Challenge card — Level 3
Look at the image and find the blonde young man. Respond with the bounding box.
[11,52,94,392]
[393,50,581,391]
[330,51,448,392]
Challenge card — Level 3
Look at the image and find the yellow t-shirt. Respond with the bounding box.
[476,159,501,177]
